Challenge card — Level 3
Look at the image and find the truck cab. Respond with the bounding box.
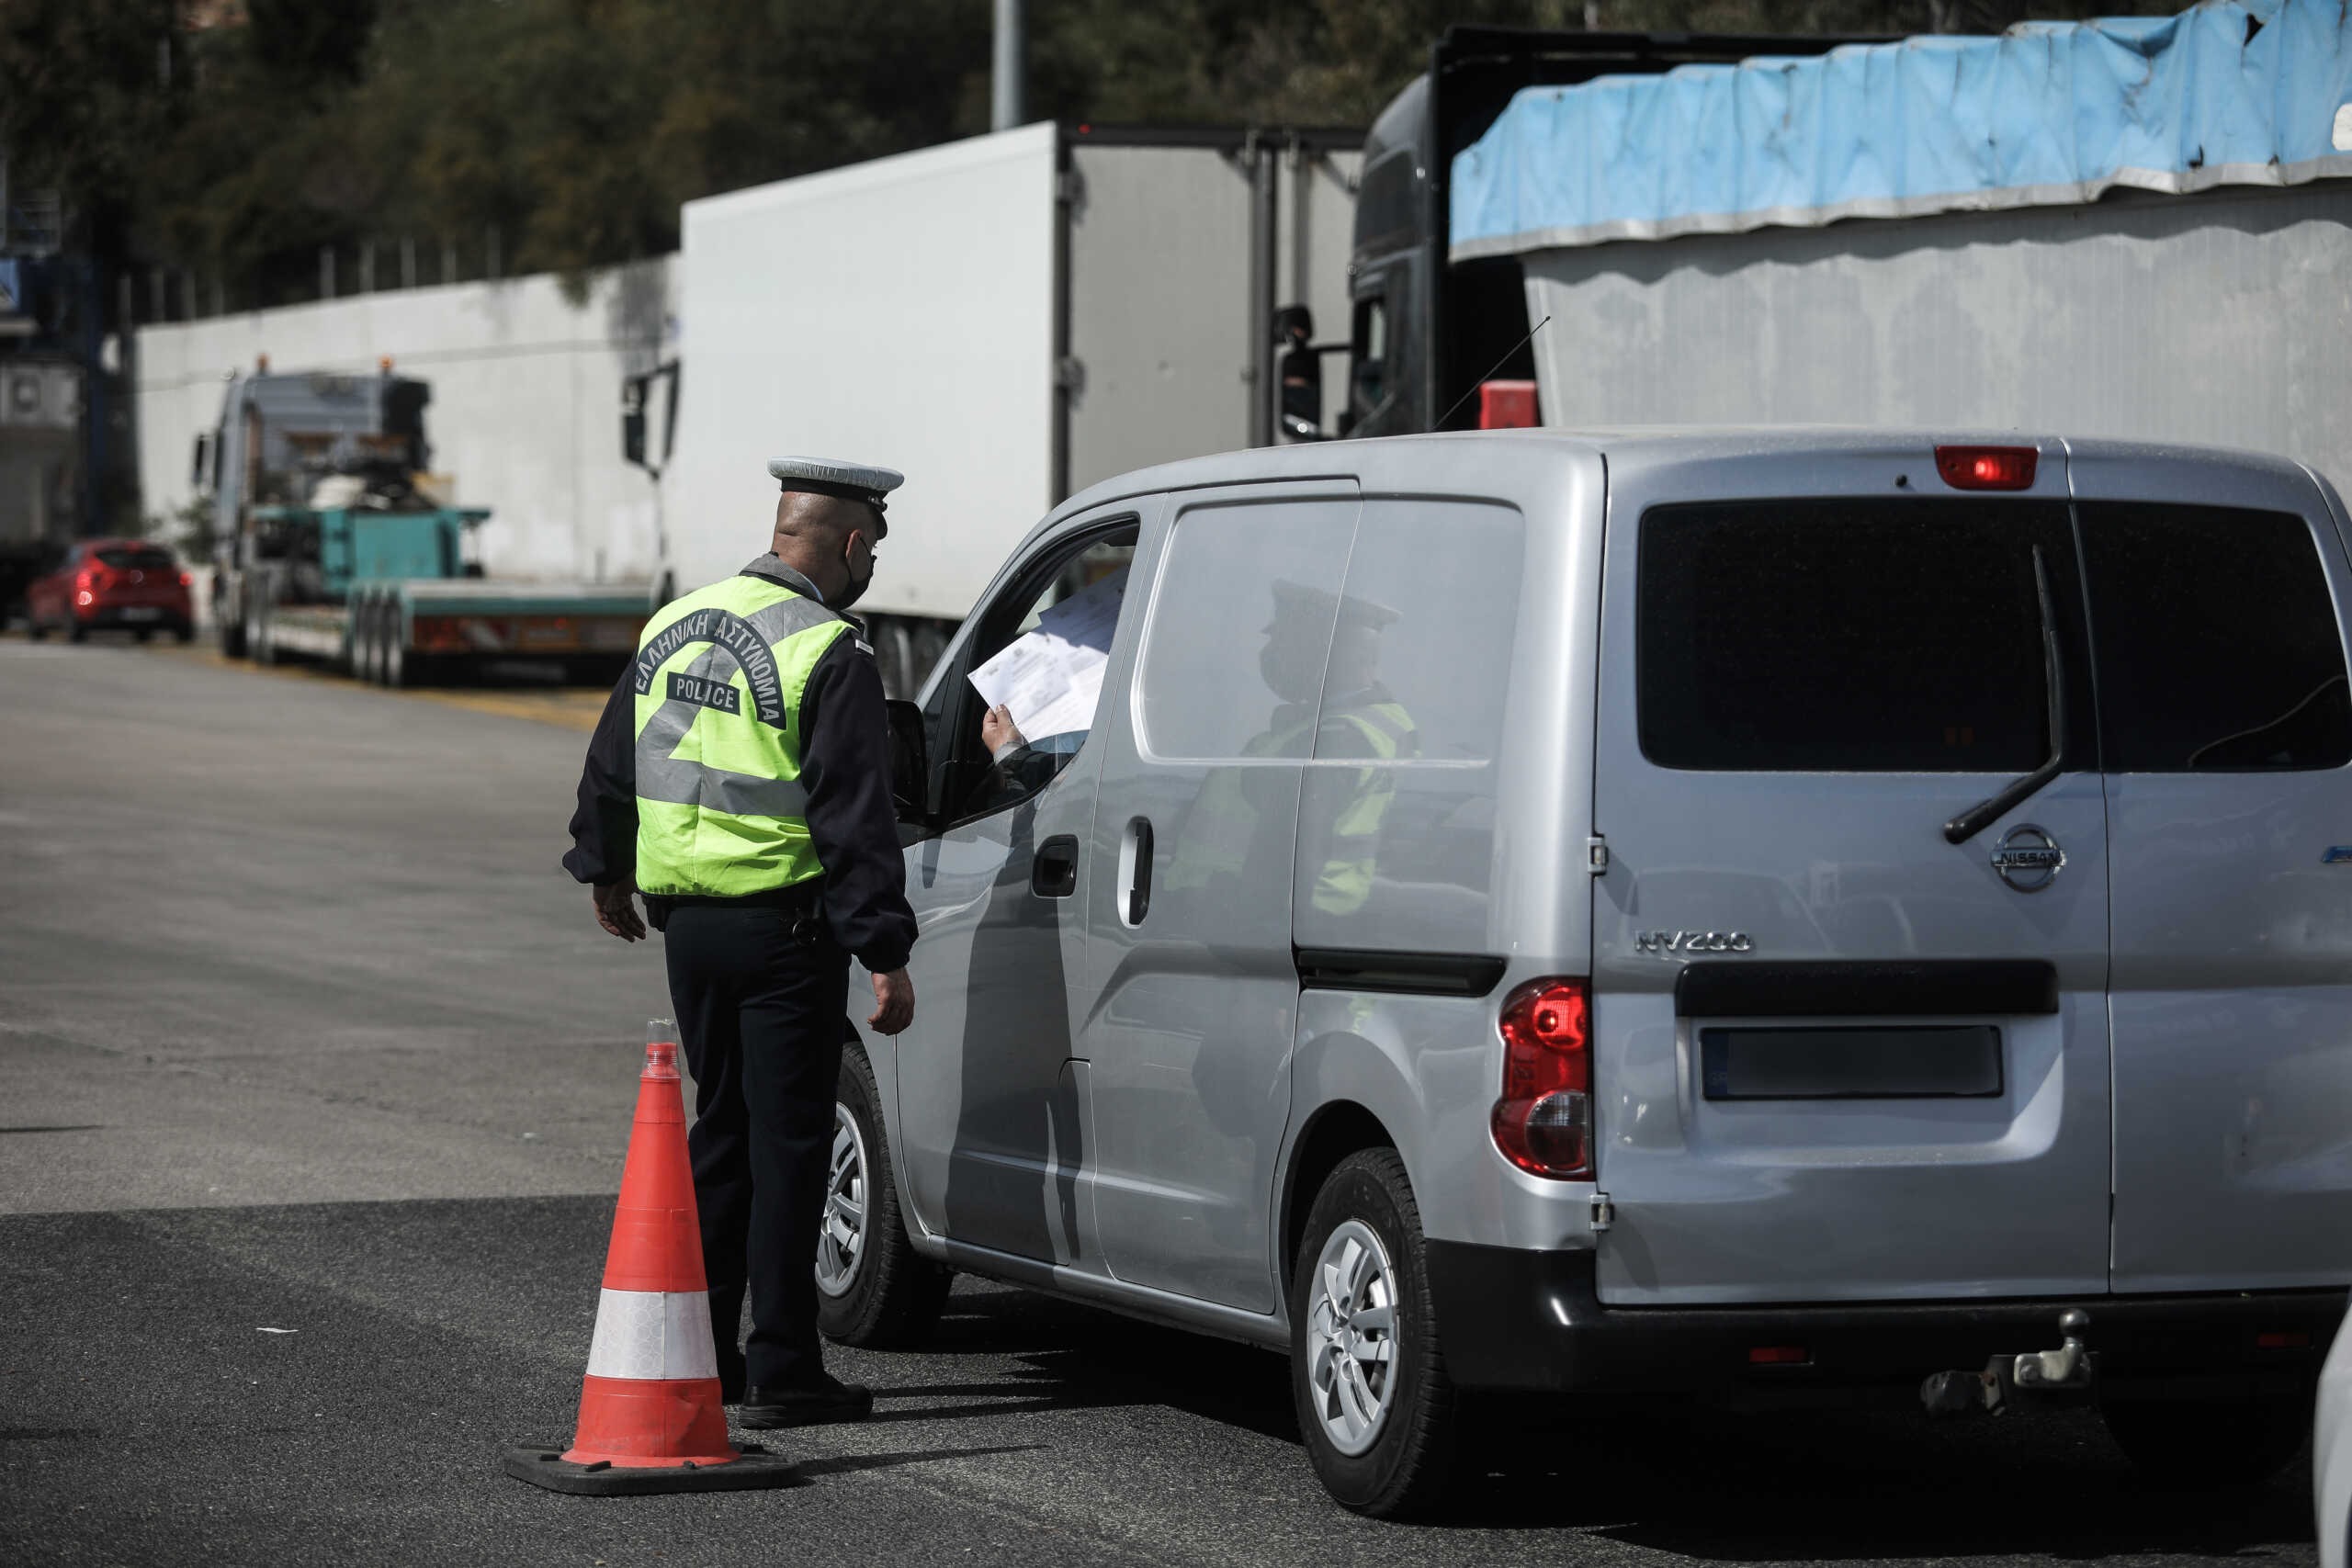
[1284,27,1867,440]
[195,367,443,657]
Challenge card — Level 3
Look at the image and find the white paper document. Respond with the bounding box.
[967,568,1128,742]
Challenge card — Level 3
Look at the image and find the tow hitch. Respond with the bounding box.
[1920,1308,2095,1416]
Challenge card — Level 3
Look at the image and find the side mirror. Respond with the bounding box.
[1272,302,1331,443]
[190,432,211,489]
[885,698,929,821]
[621,378,648,468]
[622,363,680,475]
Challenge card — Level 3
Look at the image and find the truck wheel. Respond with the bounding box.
[1290,1148,1461,1518]
[358,605,386,684]
[2101,1384,2313,1488]
[249,605,277,666]
[217,597,246,659]
[815,1045,950,1348]
[67,618,87,644]
[27,615,44,641]
[383,632,410,687]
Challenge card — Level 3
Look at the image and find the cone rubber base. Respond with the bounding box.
[503,1440,800,1495]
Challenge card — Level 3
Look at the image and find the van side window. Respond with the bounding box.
[2079,503,2352,772]
[1136,498,1356,761]
[1637,500,2084,773]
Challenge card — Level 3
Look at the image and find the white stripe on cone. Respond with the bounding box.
[584,1289,719,1382]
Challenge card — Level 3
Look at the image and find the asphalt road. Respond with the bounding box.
[0,635,2322,1567]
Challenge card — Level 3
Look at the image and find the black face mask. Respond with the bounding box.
[826,544,874,611]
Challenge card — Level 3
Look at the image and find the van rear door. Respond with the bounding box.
[2070,450,2352,1293]
[1589,443,2113,1305]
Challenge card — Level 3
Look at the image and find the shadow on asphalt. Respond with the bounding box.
[793,1443,1048,1480]
[922,1280,2314,1555]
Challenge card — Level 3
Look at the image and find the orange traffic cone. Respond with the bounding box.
[505,1029,797,1495]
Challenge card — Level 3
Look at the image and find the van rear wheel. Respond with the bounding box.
[814,1044,950,1348]
[2100,1383,2312,1487]
[1289,1148,1461,1518]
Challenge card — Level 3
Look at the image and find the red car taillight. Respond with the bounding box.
[1491,976,1593,1179]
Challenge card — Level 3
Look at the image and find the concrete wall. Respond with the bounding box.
[1525,182,2352,492]
[133,261,673,582]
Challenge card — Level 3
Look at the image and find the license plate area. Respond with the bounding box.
[1700,1024,2003,1100]
[119,607,162,622]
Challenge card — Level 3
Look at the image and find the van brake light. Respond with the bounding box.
[1935,446,2037,491]
[1491,977,1592,1179]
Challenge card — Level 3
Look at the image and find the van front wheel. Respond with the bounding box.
[2100,1384,2312,1487]
[813,1044,950,1348]
[1289,1148,1460,1517]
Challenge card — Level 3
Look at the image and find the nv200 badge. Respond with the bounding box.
[1634,931,1753,955]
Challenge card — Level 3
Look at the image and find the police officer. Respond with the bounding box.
[562,457,919,1428]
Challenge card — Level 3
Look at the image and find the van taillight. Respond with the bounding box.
[1491,977,1592,1179]
[1477,379,1539,430]
[1935,445,2037,491]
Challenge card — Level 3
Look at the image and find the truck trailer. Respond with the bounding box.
[647,119,1362,696]
[200,366,650,685]
[1304,1,2352,489]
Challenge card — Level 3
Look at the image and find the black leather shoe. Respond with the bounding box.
[739,1373,874,1428]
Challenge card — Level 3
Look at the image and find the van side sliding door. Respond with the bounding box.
[1079,481,1363,1312]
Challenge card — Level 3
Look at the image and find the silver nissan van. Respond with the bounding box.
[819,430,2352,1517]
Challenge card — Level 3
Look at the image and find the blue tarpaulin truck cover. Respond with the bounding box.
[1450,0,2352,260]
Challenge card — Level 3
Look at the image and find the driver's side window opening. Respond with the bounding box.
[943,523,1139,823]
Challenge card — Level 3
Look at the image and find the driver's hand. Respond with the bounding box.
[981,704,1026,758]
[592,879,646,942]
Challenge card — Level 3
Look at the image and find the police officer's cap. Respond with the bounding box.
[1267,578,1399,634]
[766,457,905,513]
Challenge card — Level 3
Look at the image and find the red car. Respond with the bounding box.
[26,538,195,643]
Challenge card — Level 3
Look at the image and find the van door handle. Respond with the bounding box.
[1120,816,1155,927]
[1032,834,1080,898]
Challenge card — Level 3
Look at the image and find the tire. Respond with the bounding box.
[249,604,277,665]
[134,626,153,644]
[815,1045,950,1348]
[172,622,193,645]
[356,604,384,684]
[1290,1148,1461,1518]
[217,597,247,659]
[27,615,44,641]
[2101,1383,2313,1488]
[383,630,410,687]
[67,618,87,644]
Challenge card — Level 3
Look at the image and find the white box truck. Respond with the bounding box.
[647,120,1362,694]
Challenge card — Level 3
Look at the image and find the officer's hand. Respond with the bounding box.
[867,968,915,1035]
[592,880,646,942]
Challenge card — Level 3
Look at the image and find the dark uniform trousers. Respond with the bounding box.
[662,902,847,1391]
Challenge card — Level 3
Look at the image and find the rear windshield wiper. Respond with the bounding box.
[1944,545,2065,846]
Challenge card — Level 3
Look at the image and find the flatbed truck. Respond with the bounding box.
[198,366,650,684]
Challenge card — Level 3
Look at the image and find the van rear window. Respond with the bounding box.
[1637,501,2079,773]
[95,547,175,571]
[2079,503,2351,772]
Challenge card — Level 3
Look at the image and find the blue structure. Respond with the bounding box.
[1451,0,2352,259]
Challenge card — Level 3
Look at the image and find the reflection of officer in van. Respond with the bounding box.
[1164,580,1419,911]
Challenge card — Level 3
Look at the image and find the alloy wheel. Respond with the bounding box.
[814,1103,868,1298]
[1306,1218,1400,1456]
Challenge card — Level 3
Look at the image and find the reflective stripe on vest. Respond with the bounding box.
[629,579,849,897]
